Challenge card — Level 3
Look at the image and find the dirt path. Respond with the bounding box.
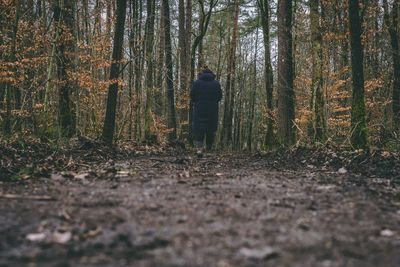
[1,153,399,267]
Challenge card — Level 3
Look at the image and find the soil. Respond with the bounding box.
[1,147,399,267]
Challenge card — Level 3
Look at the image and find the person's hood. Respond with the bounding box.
[199,70,216,81]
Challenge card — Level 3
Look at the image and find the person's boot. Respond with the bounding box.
[196,148,204,158]
[194,141,204,158]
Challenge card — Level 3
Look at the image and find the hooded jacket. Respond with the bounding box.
[190,70,222,133]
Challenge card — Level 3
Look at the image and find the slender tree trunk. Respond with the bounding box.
[336,1,351,136]
[128,0,137,138]
[197,1,206,71]
[178,0,187,136]
[134,0,143,141]
[25,0,36,132]
[177,0,192,140]
[247,27,258,151]
[103,1,113,80]
[384,0,400,130]
[83,0,90,45]
[3,0,20,135]
[144,0,156,141]
[348,0,367,148]
[44,32,57,113]
[155,0,165,117]
[128,46,134,140]
[102,0,127,143]
[258,0,274,148]
[0,7,4,112]
[309,0,326,141]
[162,0,177,140]
[277,0,295,146]
[185,0,192,82]
[54,0,76,138]
[222,0,239,147]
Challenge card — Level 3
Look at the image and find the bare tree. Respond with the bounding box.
[309,0,326,141]
[162,0,177,140]
[257,0,275,148]
[221,0,239,147]
[383,0,400,131]
[54,0,76,138]
[102,0,127,143]
[348,0,367,148]
[277,0,295,146]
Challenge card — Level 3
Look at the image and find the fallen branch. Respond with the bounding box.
[0,193,57,201]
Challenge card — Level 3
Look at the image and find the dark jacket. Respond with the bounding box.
[190,70,222,133]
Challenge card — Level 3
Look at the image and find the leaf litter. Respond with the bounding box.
[0,140,399,266]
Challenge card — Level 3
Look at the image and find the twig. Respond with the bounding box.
[0,193,56,201]
[149,158,167,162]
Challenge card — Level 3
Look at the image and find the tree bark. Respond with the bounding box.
[144,0,156,141]
[102,0,127,143]
[162,0,177,140]
[155,0,165,117]
[277,0,295,146]
[309,0,326,141]
[55,0,76,138]
[2,0,20,135]
[383,0,400,131]
[176,0,192,140]
[348,0,367,148]
[185,0,192,82]
[136,0,144,141]
[247,27,258,151]
[257,0,274,148]
[178,0,187,137]
[222,0,239,147]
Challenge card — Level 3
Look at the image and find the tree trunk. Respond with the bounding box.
[134,0,144,141]
[162,0,177,140]
[3,0,20,135]
[257,0,274,148]
[383,0,400,130]
[309,0,326,141]
[348,0,367,148]
[177,0,192,140]
[102,0,127,143]
[178,0,187,137]
[222,0,239,147]
[197,1,206,71]
[144,0,156,141]
[277,0,295,146]
[25,0,36,133]
[247,27,258,151]
[55,0,76,138]
[155,0,165,117]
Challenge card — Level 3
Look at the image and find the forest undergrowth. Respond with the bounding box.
[1,137,400,183]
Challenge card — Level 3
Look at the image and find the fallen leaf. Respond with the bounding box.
[74,173,89,179]
[238,246,278,260]
[338,167,347,174]
[85,226,102,238]
[380,229,395,237]
[52,231,72,244]
[26,232,46,242]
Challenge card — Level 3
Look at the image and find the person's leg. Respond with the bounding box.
[205,132,215,151]
[194,130,205,150]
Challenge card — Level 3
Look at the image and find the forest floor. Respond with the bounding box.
[0,138,400,267]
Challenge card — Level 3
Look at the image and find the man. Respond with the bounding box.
[190,66,222,156]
